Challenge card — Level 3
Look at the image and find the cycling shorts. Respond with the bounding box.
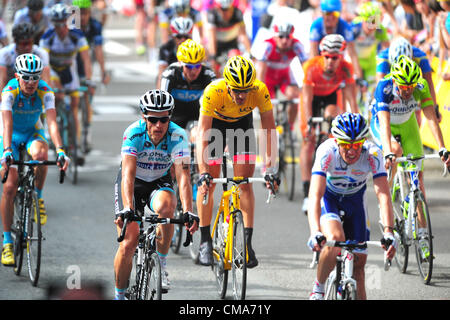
[0,128,47,161]
[265,68,298,98]
[114,166,175,218]
[207,113,257,165]
[320,186,370,254]
[50,64,80,97]
[299,91,337,138]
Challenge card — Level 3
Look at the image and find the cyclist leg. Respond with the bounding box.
[113,168,141,298]
[284,69,301,129]
[27,130,50,224]
[0,136,22,265]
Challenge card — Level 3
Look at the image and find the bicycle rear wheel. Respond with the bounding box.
[141,252,162,300]
[284,126,296,201]
[212,211,228,299]
[26,193,41,286]
[413,197,433,284]
[231,210,246,300]
[189,229,200,264]
[66,111,79,185]
[391,172,409,273]
[170,208,183,254]
[12,194,25,275]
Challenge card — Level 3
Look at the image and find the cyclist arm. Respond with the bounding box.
[302,83,313,132]
[41,66,51,85]
[260,109,277,170]
[79,49,94,93]
[373,175,396,259]
[309,41,319,58]
[422,105,450,166]
[45,107,69,170]
[196,112,212,173]
[120,155,137,213]
[238,23,251,54]
[174,159,193,213]
[422,71,437,106]
[377,110,394,166]
[346,42,363,79]
[94,44,109,85]
[307,173,326,242]
[207,24,218,58]
[255,60,267,83]
[1,109,12,155]
[342,81,359,113]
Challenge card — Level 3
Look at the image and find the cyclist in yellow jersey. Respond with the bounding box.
[196,55,279,268]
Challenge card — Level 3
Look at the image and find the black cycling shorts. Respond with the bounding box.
[206,113,257,165]
[312,91,337,116]
[114,165,174,217]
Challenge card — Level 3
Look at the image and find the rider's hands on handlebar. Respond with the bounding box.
[183,211,199,234]
[264,167,280,193]
[384,152,396,170]
[307,231,325,251]
[381,231,397,260]
[439,147,450,165]
[56,148,70,171]
[1,149,13,167]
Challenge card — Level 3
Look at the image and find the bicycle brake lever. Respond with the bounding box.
[183,229,192,247]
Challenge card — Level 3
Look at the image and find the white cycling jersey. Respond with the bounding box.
[312,138,387,195]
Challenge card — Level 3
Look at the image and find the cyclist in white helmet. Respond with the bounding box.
[113,89,197,299]
[1,54,69,266]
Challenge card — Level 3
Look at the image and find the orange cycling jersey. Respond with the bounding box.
[303,56,355,96]
[200,79,273,122]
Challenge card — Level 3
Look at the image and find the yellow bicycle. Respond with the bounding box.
[204,176,273,300]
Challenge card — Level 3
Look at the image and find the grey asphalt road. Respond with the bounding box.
[0,11,449,303]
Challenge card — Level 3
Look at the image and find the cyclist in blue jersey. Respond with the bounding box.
[309,0,362,79]
[113,90,198,300]
[307,112,396,300]
[376,36,438,123]
[0,54,69,266]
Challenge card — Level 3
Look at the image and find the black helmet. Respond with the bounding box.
[27,0,44,11]
[12,22,36,41]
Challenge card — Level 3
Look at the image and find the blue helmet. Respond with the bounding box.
[321,0,342,12]
[331,112,369,141]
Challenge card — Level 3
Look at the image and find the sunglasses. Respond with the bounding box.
[175,34,190,39]
[20,74,40,82]
[323,55,340,61]
[53,21,67,28]
[397,83,416,91]
[278,35,291,39]
[323,11,340,18]
[183,63,202,70]
[144,115,170,124]
[336,138,365,150]
[231,88,251,94]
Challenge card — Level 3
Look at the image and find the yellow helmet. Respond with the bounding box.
[176,39,205,64]
[223,56,256,90]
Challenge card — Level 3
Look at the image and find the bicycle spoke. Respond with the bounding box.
[26,195,41,286]
[232,211,246,300]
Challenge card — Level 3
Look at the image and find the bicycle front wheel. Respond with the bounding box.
[26,193,42,286]
[284,128,296,201]
[140,252,162,300]
[189,229,200,264]
[232,210,246,300]
[170,209,183,254]
[413,197,433,284]
[392,172,409,273]
[324,271,338,300]
[212,211,228,299]
[12,194,25,276]
[343,282,357,300]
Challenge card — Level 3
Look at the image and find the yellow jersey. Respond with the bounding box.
[200,79,273,122]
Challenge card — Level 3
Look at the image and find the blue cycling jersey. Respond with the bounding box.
[121,120,190,182]
[376,46,432,75]
[309,17,354,43]
[1,78,54,133]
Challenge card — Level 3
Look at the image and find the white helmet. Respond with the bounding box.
[319,34,346,54]
[139,90,175,114]
[50,3,72,21]
[215,0,233,9]
[170,16,194,35]
[15,53,44,75]
[388,37,413,64]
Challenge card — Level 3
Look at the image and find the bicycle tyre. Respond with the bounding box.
[12,193,25,276]
[413,197,433,285]
[170,208,183,254]
[126,252,140,300]
[344,282,357,300]
[66,110,78,185]
[231,210,247,300]
[26,193,41,286]
[189,229,200,264]
[140,252,162,300]
[284,126,296,201]
[324,271,338,300]
[79,96,89,154]
[392,172,409,273]
[212,210,228,299]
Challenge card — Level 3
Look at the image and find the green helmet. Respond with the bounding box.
[72,0,92,8]
[357,1,381,20]
[390,55,422,85]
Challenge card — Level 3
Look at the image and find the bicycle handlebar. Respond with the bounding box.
[2,159,65,184]
[394,153,449,176]
[201,177,275,205]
